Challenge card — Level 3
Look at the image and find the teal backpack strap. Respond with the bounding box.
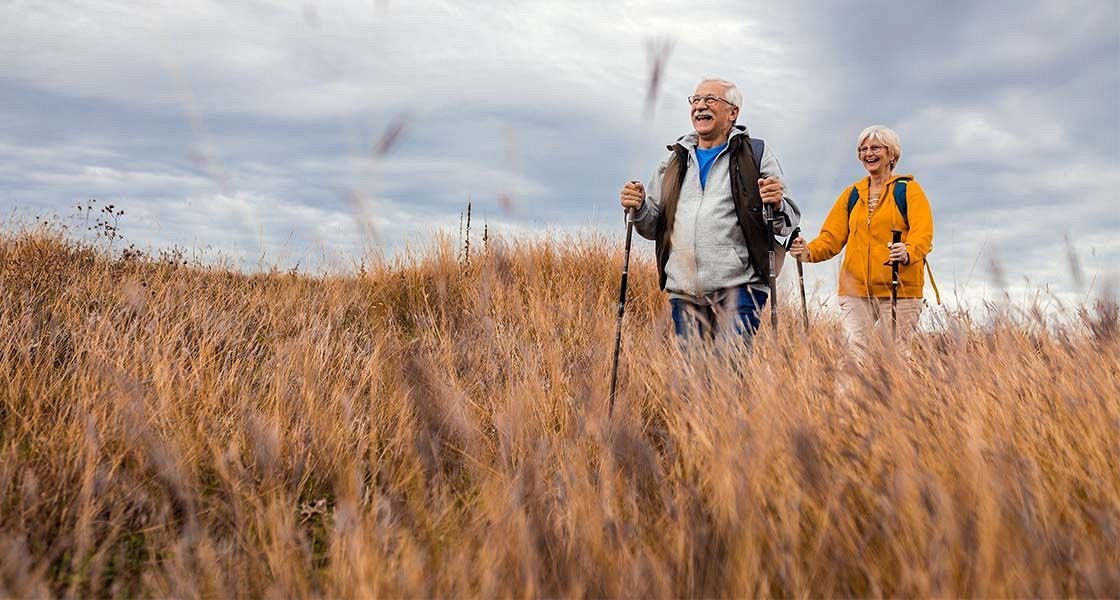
[893,176,912,227]
[846,185,860,214]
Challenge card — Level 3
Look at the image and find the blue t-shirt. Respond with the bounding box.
[695,143,727,189]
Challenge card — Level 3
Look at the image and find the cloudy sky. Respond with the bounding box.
[2,0,1117,311]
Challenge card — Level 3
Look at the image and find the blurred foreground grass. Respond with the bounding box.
[1,225,1118,597]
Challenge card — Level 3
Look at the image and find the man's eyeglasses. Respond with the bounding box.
[688,94,735,107]
[858,144,886,155]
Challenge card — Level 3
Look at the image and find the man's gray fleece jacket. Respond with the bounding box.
[632,127,800,302]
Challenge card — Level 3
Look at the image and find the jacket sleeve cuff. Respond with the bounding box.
[904,243,924,264]
[633,199,653,222]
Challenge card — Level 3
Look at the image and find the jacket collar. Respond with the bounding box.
[855,173,914,192]
[669,123,748,152]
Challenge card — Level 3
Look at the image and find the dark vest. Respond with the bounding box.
[653,133,771,291]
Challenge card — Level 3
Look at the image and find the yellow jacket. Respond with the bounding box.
[805,174,933,299]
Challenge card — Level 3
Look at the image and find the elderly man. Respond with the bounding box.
[619,77,799,343]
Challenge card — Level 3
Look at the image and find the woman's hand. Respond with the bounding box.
[888,242,909,264]
[789,236,809,261]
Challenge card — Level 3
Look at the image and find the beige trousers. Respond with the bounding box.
[838,296,924,367]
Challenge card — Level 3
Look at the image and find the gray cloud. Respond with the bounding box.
[1,0,1116,311]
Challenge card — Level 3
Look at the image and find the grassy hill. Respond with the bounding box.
[1,226,1117,597]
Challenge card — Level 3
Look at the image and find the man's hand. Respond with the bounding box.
[888,242,910,264]
[620,180,645,211]
[757,177,783,206]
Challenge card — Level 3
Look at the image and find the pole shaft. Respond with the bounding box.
[890,229,902,339]
[608,210,635,417]
[788,226,808,332]
[797,259,808,331]
[763,203,778,330]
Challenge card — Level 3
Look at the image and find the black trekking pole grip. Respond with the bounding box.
[608,206,636,418]
[890,229,902,338]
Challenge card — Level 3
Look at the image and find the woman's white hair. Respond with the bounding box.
[857,125,902,168]
[697,77,743,108]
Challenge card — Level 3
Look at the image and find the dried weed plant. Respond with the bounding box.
[1,224,1118,598]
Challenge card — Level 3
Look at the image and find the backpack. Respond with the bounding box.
[847,178,941,304]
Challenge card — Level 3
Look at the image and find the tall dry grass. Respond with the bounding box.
[1,225,1118,598]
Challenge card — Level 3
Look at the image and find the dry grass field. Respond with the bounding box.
[1,224,1118,598]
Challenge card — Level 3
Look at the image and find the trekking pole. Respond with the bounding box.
[889,229,902,339]
[608,204,636,418]
[763,202,779,330]
[786,226,809,332]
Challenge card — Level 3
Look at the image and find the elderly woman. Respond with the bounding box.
[789,125,933,361]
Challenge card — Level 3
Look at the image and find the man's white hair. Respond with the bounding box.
[857,125,902,167]
[697,77,742,107]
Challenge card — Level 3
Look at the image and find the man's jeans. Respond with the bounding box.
[669,286,768,344]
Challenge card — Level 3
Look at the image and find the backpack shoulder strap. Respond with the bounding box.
[846,185,860,214]
[748,137,765,173]
[893,176,913,227]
